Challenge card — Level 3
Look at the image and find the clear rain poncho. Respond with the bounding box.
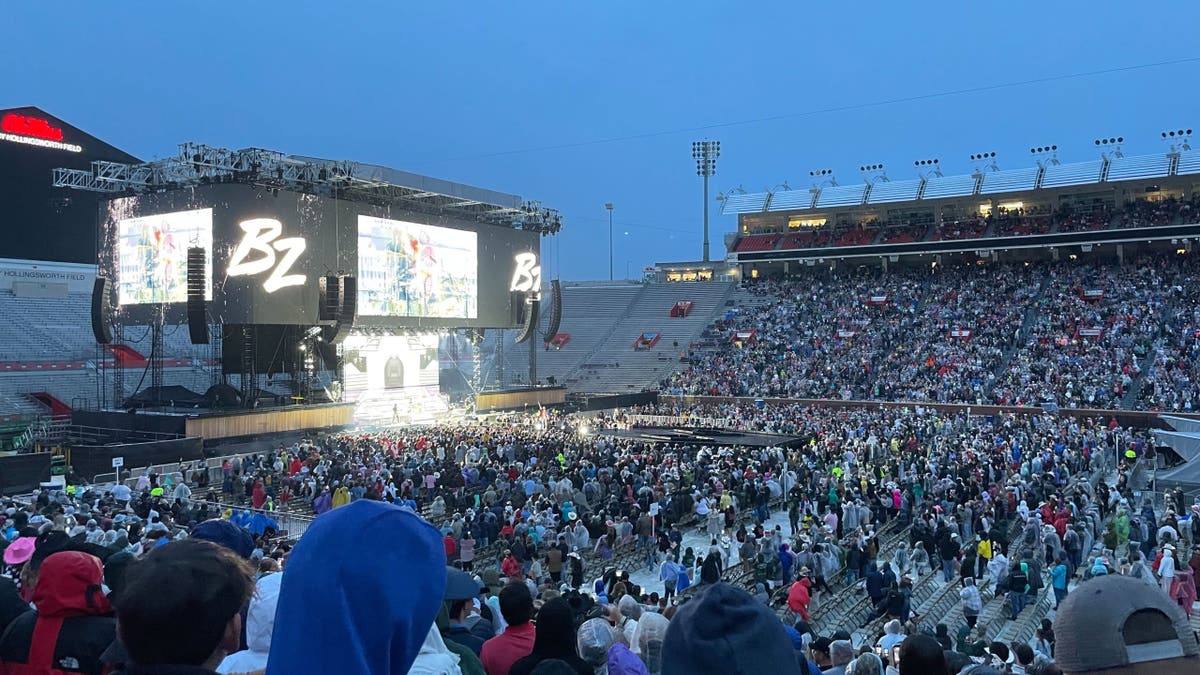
[578,617,617,675]
[632,613,668,674]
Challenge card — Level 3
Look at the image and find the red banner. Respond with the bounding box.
[949,329,972,339]
[865,295,889,306]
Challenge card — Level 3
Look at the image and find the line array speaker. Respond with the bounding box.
[187,247,209,344]
[514,295,539,344]
[321,275,357,345]
[319,275,340,321]
[542,280,562,343]
[91,277,112,344]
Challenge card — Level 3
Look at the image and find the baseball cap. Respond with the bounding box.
[444,566,482,601]
[810,636,833,654]
[1055,574,1199,672]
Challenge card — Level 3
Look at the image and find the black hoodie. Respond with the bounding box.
[508,598,592,675]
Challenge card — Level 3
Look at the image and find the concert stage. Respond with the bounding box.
[73,402,355,444]
[600,426,803,448]
[476,386,566,413]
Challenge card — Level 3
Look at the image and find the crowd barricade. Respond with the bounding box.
[190,500,315,540]
[623,414,741,429]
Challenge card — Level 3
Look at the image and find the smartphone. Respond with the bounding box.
[892,645,902,665]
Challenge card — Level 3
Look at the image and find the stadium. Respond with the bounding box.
[3,17,1200,675]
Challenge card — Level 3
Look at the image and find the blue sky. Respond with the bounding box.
[4,2,1197,280]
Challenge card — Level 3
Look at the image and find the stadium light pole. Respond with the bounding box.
[605,202,614,280]
[693,140,720,262]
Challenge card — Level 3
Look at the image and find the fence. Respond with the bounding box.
[91,450,273,488]
[191,500,315,540]
[623,414,741,429]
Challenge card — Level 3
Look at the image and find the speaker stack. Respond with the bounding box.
[91,277,113,344]
[320,274,357,344]
[514,293,540,344]
[542,280,562,343]
[186,247,209,344]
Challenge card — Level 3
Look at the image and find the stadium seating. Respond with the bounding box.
[484,283,644,387]
[734,233,782,252]
[665,254,1198,410]
[572,282,734,392]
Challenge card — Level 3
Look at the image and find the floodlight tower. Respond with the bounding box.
[692,140,720,261]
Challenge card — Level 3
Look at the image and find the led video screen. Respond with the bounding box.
[357,215,478,319]
[342,333,439,396]
[115,208,213,305]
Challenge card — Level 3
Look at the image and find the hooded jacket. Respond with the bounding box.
[408,625,463,675]
[606,643,649,675]
[662,583,800,675]
[216,572,282,674]
[786,578,812,619]
[265,500,446,675]
[508,598,591,675]
[0,551,116,675]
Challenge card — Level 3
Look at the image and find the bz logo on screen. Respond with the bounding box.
[510,252,541,300]
[227,219,307,293]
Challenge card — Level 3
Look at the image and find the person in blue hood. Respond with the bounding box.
[246,511,278,537]
[266,499,446,675]
[230,510,252,529]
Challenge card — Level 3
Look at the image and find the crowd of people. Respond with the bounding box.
[0,397,1197,674]
[665,254,1199,411]
[740,195,1198,251]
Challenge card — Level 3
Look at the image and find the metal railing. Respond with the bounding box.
[190,500,315,539]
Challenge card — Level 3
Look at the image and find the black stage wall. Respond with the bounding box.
[72,410,188,437]
[71,437,204,483]
[0,453,53,493]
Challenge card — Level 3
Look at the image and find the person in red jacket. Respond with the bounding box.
[0,550,116,675]
[501,550,522,579]
[787,569,813,621]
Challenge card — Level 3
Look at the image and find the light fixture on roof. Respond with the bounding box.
[1094,136,1125,159]
[1031,145,1060,167]
[913,158,942,178]
[859,164,888,183]
[969,151,1000,172]
[1162,128,1193,152]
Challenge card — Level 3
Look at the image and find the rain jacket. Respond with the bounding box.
[786,578,812,620]
[216,572,281,674]
[0,551,115,675]
[265,499,445,675]
[408,625,463,675]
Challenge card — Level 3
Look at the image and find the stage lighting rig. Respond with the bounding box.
[515,201,563,235]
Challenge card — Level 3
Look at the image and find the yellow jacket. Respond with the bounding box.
[977,539,992,560]
[332,486,350,508]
